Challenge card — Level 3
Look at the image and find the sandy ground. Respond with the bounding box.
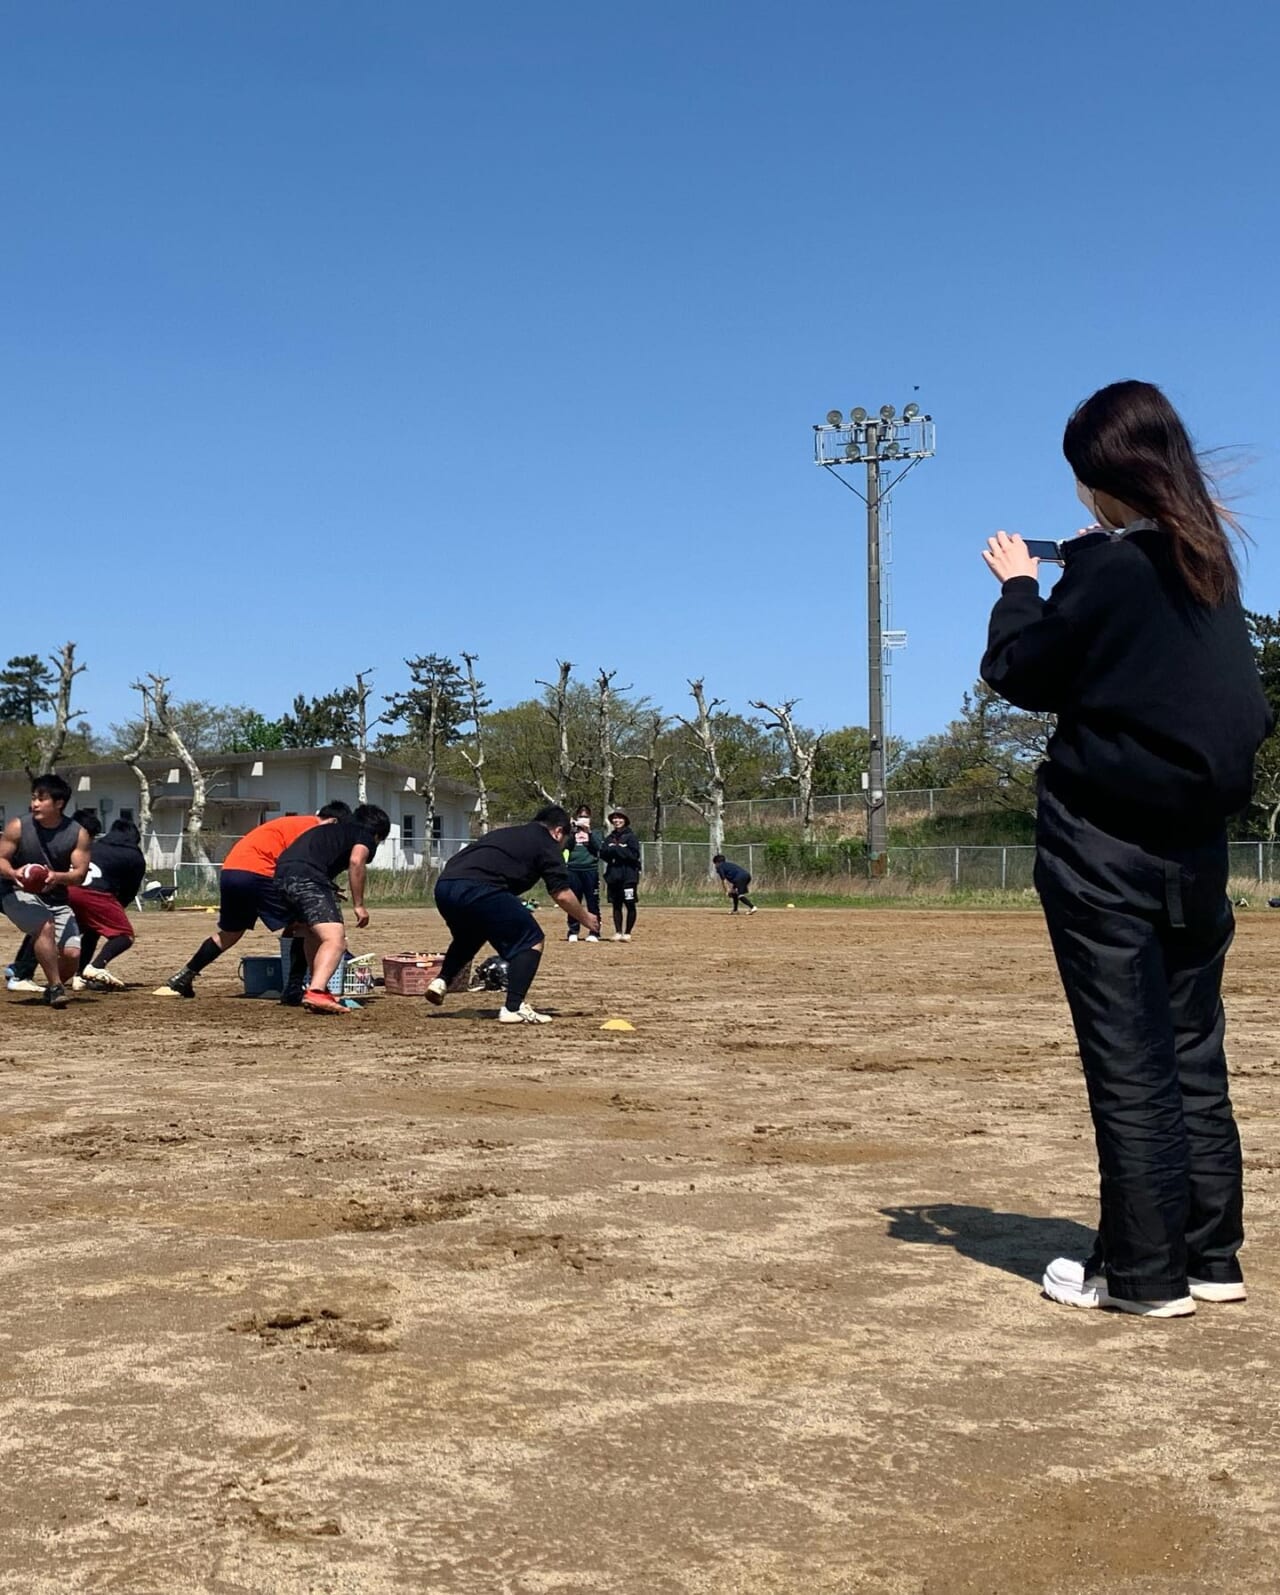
[2,903,1279,1595]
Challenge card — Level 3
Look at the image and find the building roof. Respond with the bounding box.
[0,747,478,799]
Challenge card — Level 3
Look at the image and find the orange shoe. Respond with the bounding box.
[302,989,350,1016]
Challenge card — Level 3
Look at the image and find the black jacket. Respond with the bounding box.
[85,833,147,906]
[981,526,1272,841]
[599,826,642,886]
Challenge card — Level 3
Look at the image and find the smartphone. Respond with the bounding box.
[1022,538,1065,564]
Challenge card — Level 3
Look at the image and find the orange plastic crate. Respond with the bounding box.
[382,953,443,995]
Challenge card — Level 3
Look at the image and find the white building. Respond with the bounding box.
[0,749,478,872]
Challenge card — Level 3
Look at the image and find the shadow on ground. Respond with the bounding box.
[880,1203,1095,1283]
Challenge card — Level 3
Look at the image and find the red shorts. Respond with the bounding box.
[66,887,135,941]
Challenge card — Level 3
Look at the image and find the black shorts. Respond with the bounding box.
[606,880,638,907]
[219,869,290,934]
[276,869,344,929]
[434,879,544,959]
[728,875,752,894]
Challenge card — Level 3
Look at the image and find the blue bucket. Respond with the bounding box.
[240,956,283,996]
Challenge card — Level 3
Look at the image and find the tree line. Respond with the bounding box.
[5,619,1280,854]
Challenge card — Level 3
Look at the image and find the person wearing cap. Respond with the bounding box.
[599,809,642,941]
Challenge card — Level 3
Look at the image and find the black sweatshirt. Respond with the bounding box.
[981,526,1272,840]
[84,833,147,905]
[275,820,378,881]
[599,827,642,886]
[439,823,571,896]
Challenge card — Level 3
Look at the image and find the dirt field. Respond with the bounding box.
[2,904,1279,1594]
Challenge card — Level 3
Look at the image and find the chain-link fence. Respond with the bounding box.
[150,837,1280,901]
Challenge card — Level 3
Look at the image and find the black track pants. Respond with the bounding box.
[1035,783,1243,1302]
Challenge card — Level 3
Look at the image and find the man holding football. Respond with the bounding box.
[0,773,93,1008]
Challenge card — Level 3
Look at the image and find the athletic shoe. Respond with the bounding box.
[71,975,86,992]
[621,933,631,942]
[612,933,625,942]
[747,905,758,914]
[154,972,196,999]
[1042,1257,1195,1317]
[425,977,447,1006]
[586,934,599,943]
[302,990,350,1016]
[82,965,125,990]
[43,984,69,1010]
[7,977,42,993]
[498,1003,552,1024]
[567,934,579,943]
[1188,1277,1247,1303]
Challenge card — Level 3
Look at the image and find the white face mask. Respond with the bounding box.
[1075,479,1111,529]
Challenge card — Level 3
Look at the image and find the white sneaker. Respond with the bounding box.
[425,977,447,1006]
[586,934,599,943]
[1188,1277,1247,1303]
[1042,1257,1195,1317]
[6,977,42,993]
[71,975,86,992]
[747,905,758,914]
[612,933,625,942]
[567,934,579,943]
[498,1003,552,1024]
[621,933,631,942]
[82,965,124,989]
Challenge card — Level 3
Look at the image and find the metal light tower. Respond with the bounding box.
[813,403,935,871]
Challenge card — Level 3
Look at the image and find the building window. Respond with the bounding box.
[402,814,416,847]
[120,807,134,823]
[432,814,443,841]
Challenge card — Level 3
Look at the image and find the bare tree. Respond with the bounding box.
[123,680,156,847]
[27,642,87,775]
[353,668,375,803]
[750,697,824,840]
[459,652,492,834]
[147,674,221,873]
[535,660,575,806]
[676,679,727,871]
[595,667,631,820]
[622,710,676,843]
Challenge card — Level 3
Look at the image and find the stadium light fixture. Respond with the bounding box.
[903,402,920,420]
[826,409,843,426]
[879,404,896,421]
[851,406,867,423]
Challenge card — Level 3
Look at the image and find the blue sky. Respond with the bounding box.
[3,1,1278,745]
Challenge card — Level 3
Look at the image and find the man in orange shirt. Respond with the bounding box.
[154,801,351,999]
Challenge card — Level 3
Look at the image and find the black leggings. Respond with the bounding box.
[567,868,599,935]
[607,881,637,935]
[1036,782,1242,1302]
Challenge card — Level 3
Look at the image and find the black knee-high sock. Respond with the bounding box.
[504,947,542,1010]
[78,931,100,973]
[286,937,307,989]
[440,936,483,990]
[625,900,637,934]
[98,934,133,966]
[738,895,753,910]
[612,901,623,934]
[12,936,38,981]
[183,937,224,977]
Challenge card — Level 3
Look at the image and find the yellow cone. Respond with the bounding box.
[600,1018,635,1032]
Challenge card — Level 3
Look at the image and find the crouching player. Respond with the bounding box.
[273,804,390,1016]
[0,774,92,1008]
[713,854,757,914]
[156,802,351,1000]
[427,805,599,1024]
[71,818,148,988]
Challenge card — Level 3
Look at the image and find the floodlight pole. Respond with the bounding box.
[812,406,935,876]
[864,427,888,868]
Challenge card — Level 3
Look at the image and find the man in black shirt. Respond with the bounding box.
[274,804,391,1016]
[429,805,599,1023]
[713,854,756,914]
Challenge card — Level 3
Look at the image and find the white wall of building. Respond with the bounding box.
[0,753,476,871]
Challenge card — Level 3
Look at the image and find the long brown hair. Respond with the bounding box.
[1062,380,1239,607]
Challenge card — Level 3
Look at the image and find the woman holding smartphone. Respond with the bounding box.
[981,380,1271,1318]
